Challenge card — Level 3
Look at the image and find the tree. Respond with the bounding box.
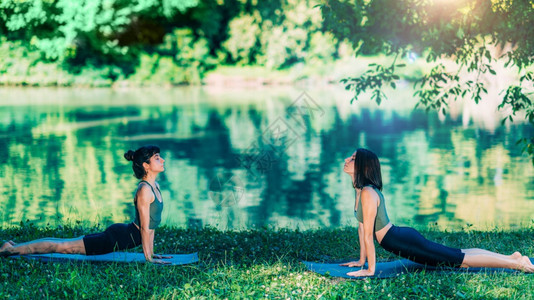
[319,0,534,164]
[0,0,200,72]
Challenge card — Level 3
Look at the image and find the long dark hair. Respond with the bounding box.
[352,148,383,191]
[124,145,160,179]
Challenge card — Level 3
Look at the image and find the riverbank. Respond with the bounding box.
[0,54,427,88]
[1,224,532,298]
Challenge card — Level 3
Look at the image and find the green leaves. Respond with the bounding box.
[0,0,201,63]
[0,0,49,31]
[161,0,199,17]
[341,56,404,105]
[322,0,534,164]
[412,64,458,113]
[499,85,533,123]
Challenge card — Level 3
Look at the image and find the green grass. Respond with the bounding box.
[1,223,533,299]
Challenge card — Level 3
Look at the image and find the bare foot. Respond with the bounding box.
[0,242,14,257]
[511,251,522,259]
[0,241,13,252]
[520,256,534,273]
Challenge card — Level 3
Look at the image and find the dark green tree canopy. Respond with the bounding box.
[0,0,201,67]
[320,0,534,163]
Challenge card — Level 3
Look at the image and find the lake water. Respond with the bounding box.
[0,86,533,230]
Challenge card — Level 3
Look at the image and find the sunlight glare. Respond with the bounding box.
[433,0,465,5]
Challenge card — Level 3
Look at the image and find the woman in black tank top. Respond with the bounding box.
[0,145,170,264]
[340,148,534,277]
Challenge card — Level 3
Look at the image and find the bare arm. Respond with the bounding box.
[150,230,155,254]
[136,185,155,262]
[340,189,366,267]
[340,221,367,267]
[358,222,367,263]
[347,187,378,277]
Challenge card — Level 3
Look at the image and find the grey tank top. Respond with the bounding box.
[134,180,163,229]
[354,185,390,232]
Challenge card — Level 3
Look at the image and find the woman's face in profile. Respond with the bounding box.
[145,153,165,173]
[343,151,357,175]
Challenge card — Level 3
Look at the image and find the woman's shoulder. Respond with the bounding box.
[137,181,151,189]
[137,180,159,190]
[362,185,378,192]
[361,185,380,199]
[136,182,155,199]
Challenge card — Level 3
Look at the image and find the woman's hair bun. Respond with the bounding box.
[124,150,135,161]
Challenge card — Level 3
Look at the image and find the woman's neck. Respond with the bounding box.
[142,173,157,185]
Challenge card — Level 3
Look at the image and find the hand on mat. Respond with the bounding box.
[151,258,171,265]
[339,260,365,267]
[347,269,375,277]
[153,254,172,259]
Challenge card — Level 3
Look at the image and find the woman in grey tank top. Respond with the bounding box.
[340,148,534,277]
[1,145,170,264]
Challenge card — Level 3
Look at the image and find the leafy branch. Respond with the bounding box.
[321,0,534,164]
[340,54,404,105]
[498,72,534,123]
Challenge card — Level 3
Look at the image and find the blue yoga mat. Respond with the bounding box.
[11,252,199,265]
[303,258,534,279]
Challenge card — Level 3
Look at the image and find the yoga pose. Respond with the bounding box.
[0,145,170,264]
[339,148,534,277]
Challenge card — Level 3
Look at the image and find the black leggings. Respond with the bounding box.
[82,223,142,255]
[380,225,465,267]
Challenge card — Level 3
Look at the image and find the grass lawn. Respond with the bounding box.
[1,224,533,299]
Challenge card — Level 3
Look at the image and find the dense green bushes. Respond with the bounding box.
[0,0,352,86]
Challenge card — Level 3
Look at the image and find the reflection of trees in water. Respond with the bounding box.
[383,120,533,229]
[0,88,532,229]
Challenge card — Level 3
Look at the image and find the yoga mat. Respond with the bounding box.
[11,252,199,265]
[303,258,534,279]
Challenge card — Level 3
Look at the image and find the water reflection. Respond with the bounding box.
[0,87,532,230]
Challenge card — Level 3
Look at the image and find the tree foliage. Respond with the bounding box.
[0,0,344,84]
[0,0,199,60]
[320,0,534,164]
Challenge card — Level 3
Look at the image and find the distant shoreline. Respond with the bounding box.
[0,56,426,88]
